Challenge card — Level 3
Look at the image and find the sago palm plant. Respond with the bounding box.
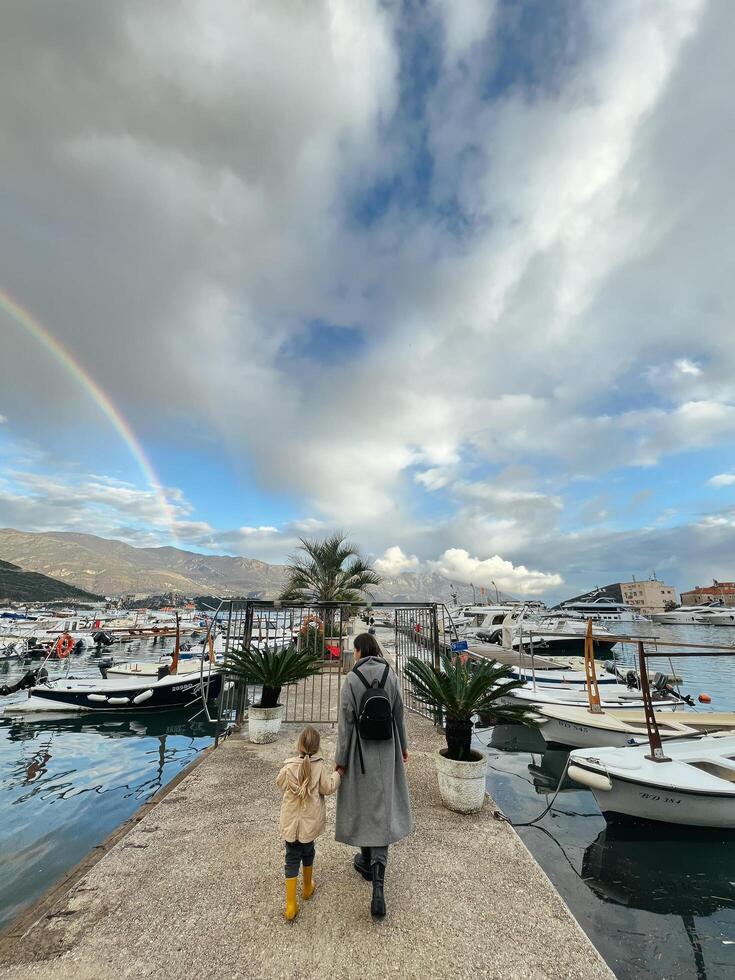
[225,643,323,708]
[404,652,537,761]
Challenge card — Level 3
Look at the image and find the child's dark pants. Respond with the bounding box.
[284,840,315,878]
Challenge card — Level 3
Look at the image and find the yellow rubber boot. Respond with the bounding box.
[302,865,315,900]
[285,877,299,920]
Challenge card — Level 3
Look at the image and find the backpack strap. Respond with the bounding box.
[377,663,390,689]
[352,660,371,689]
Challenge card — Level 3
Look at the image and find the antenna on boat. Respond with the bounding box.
[584,619,602,714]
[171,612,180,675]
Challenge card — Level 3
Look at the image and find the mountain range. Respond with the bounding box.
[0,528,484,603]
[0,557,101,603]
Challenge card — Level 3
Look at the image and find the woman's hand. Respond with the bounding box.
[402,751,409,763]
[336,765,346,776]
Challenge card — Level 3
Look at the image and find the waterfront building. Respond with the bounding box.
[563,577,677,616]
[681,580,735,607]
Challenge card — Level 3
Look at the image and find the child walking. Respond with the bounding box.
[276,726,340,920]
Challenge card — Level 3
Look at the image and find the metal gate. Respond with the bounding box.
[213,600,459,737]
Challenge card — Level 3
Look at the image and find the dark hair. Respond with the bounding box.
[354,632,382,659]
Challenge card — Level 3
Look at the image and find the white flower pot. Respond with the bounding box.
[435,748,488,813]
[248,704,284,744]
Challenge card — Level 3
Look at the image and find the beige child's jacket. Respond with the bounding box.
[276,755,341,843]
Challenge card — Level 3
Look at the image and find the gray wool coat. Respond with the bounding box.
[334,656,414,848]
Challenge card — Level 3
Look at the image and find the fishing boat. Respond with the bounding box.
[568,733,735,828]
[506,663,620,686]
[0,613,223,714]
[4,669,223,714]
[502,684,680,711]
[500,621,684,712]
[536,704,723,749]
[568,635,735,828]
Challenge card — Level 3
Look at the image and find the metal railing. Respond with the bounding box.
[209,599,458,738]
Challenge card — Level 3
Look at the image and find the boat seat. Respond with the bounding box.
[688,760,735,782]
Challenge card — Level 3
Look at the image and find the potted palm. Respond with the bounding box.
[404,653,537,813]
[225,644,323,743]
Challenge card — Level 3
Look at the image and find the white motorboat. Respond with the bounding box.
[651,601,735,626]
[506,664,620,686]
[557,595,649,623]
[500,684,681,711]
[536,704,735,750]
[568,733,735,828]
[483,608,619,658]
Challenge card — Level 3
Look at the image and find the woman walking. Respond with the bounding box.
[335,632,413,918]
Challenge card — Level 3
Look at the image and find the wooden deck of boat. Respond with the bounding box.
[467,644,573,670]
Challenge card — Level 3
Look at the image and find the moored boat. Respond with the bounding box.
[568,733,735,828]
[5,669,223,714]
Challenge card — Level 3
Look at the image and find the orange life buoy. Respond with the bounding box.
[55,633,74,659]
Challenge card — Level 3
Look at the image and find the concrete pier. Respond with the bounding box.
[0,711,612,980]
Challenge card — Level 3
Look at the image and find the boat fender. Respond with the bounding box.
[107,697,131,705]
[133,690,154,704]
[88,694,108,703]
[568,765,612,792]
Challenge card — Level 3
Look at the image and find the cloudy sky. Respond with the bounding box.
[1,0,734,600]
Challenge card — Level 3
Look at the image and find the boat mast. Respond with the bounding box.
[638,640,670,762]
[171,612,180,675]
[583,619,602,714]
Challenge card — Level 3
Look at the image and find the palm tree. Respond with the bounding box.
[404,652,537,761]
[280,533,382,613]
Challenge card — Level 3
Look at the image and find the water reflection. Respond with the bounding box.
[582,824,735,980]
[480,706,735,978]
[0,638,213,930]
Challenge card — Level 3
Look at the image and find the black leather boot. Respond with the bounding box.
[354,848,371,881]
[370,862,386,919]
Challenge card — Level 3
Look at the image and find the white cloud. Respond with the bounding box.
[675,358,702,376]
[708,473,735,487]
[428,548,563,596]
[374,545,420,577]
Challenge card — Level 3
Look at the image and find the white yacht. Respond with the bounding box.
[557,596,649,624]
[651,601,735,626]
[479,606,619,658]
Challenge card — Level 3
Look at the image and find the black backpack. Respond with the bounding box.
[352,660,394,774]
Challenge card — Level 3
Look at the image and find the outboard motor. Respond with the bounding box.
[653,671,695,706]
[625,670,639,689]
[1,668,39,697]
[93,631,114,647]
[98,656,114,679]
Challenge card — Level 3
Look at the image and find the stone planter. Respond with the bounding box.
[435,748,488,813]
[248,704,284,744]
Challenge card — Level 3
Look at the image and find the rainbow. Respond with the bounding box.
[0,288,178,538]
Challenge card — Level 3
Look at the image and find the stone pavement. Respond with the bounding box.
[0,712,613,980]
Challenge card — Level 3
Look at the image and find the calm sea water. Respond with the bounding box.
[478,621,735,980]
[0,638,214,930]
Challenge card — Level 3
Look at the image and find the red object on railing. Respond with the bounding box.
[326,644,341,660]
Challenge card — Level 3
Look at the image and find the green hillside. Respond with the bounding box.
[0,559,101,603]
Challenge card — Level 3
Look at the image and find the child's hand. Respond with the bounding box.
[402,751,409,763]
